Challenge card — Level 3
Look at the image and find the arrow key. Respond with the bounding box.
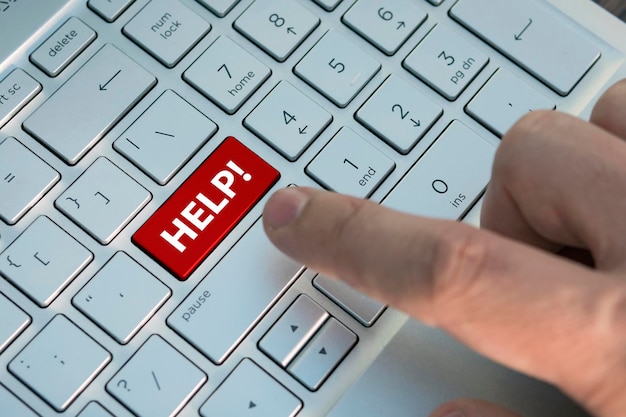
[288,317,357,391]
[200,359,301,417]
[259,295,329,367]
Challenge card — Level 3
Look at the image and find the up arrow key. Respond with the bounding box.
[290,325,298,333]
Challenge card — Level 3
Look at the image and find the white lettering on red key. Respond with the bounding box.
[133,137,280,280]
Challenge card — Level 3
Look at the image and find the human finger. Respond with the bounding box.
[263,187,626,416]
[480,110,626,270]
[429,398,523,417]
[590,78,626,140]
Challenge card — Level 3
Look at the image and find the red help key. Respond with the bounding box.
[133,137,280,280]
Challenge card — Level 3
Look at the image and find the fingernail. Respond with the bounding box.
[264,188,309,229]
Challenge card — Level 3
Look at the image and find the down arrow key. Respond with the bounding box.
[288,317,357,391]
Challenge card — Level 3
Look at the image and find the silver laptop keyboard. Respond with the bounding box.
[0,0,607,415]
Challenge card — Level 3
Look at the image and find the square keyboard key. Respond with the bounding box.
[342,0,427,55]
[123,0,210,68]
[9,315,111,412]
[184,35,271,114]
[114,89,217,185]
[73,252,171,344]
[55,157,151,245]
[294,30,381,108]
[234,0,319,62]
[244,81,332,161]
[306,127,395,198]
[107,335,206,417]
[383,121,495,220]
[356,75,443,154]
[0,216,93,307]
[403,24,489,101]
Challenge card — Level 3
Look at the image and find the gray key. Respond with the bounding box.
[234,0,320,62]
[30,17,97,77]
[403,24,489,101]
[306,127,395,199]
[314,275,385,327]
[200,359,302,417]
[167,218,302,364]
[183,35,271,114]
[0,292,30,353]
[383,121,495,220]
[55,157,151,245]
[244,81,332,161]
[450,0,601,96]
[288,317,357,390]
[23,44,156,165]
[114,90,217,185]
[123,0,211,68]
[88,0,136,22]
[9,315,111,412]
[0,137,59,225]
[466,68,555,137]
[0,384,38,417]
[343,0,427,55]
[295,30,381,107]
[259,295,329,367]
[356,75,443,154]
[73,252,170,344]
[0,216,93,307]
[107,335,207,417]
[0,69,41,128]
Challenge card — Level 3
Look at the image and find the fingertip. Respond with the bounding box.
[263,187,310,231]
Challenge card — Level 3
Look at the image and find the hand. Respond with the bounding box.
[262,79,626,417]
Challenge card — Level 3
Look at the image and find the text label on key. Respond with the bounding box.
[133,137,280,280]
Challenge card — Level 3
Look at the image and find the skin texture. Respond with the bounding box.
[262,79,626,417]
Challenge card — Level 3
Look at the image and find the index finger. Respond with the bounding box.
[263,187,626,415]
